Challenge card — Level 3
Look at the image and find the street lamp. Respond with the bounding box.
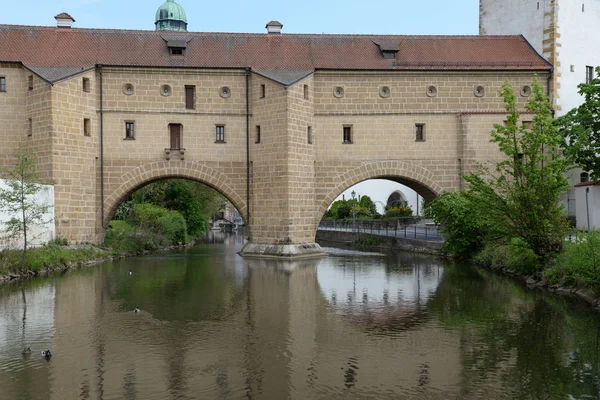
[351,190,356,233]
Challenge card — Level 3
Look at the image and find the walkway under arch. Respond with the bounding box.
[316,161,442,220]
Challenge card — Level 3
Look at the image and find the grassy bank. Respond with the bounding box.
[0,219,194,281]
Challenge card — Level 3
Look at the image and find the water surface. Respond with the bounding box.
[0,232,599,399]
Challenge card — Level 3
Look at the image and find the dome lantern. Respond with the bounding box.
[155,0,188,32]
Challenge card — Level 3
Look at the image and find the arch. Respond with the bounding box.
[317,161,442,220]
[387,190,408,207]
[102,161,246,228]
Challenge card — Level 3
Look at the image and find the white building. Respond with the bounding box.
[480,0,600,226]
[0,179,55,249]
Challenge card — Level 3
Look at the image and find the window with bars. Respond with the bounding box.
[125,121,135,139]
[415,124,425,142]
[216,125,225,143]
[343,125,353,144]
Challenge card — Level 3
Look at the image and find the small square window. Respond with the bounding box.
[125,121,135,139]
[255,125,261,143]
[84,118,91,137]
[260,84,266,99]
[343,125,353,144]
[586,66,595,84]
[522,121,533,130]
[27,75,33,91]
[303,84,309,100]
[0,77,5,92]
[170,48,184,56]
[307,126,313,144]
[415,124,425,142]
[27,118,32,137]
[83,77,90,93]
[216,125,225,143]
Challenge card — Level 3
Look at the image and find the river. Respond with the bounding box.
[0,232,599,399]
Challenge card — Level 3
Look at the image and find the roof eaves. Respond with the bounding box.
[518,34,554,70]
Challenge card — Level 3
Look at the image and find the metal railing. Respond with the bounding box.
[318,218,444,242]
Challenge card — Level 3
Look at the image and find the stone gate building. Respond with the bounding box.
[0,1,552,258]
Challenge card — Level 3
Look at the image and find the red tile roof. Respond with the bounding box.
[0,25,552,85]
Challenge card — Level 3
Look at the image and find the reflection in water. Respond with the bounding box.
[0,233,598,399]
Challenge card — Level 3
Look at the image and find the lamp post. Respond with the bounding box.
[351,190,356,233]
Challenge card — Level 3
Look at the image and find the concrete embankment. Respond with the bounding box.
[316,229,443,255]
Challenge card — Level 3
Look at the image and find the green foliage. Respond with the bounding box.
[358,195,378,216]
[0,147,52,270]
[384,204,413,219]
[463,78,570,264]
[475,238,541,274]
[557,66,600,179]
[0,245,105,275]
[131,180,216,237]
[427,191,487,257]
[546,231,600,291]
[132,203,188,244]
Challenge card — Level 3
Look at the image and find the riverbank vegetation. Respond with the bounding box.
[0,179,227,278]
[429,77,600,293]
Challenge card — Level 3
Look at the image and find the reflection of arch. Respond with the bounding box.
[387,190,408,207]
[318,161,441,219]
[103,161,246,227]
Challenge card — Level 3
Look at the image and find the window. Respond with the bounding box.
[27,118,32,137]
[522,121,533,130]
[125,121,135,139]
[170,48,183,56]
[83,77,90,93]
[185,85,195,109]
[307,126,313,144]
[260,84,266,98]
[0,77,5,92]
[216,125,225,143]
[586,66,595,84]
[169,124,182,149]
[255,125,261,143]
[343,125,353,144]
[303,84,309,100]
[27,75,33,91]
[415,124,425,142]
[83,118,91,136]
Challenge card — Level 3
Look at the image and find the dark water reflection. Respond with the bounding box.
[0,233,599,399]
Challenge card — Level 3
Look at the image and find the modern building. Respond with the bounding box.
[0,0,552,257]
[480,0,600,226]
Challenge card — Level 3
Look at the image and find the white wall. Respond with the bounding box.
[575,184,600,230]
[479,0,547,54]
[555,0,600,117]
[0,179,55,250]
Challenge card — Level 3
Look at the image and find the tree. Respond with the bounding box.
[557,66,600,179]
[463,78,570,264]
[358,195,378,217]
[0,147,52,270]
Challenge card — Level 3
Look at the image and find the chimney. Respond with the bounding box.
[54,12,75,28]
[265,21,283,34]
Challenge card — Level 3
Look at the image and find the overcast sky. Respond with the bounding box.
[1,0,480,35]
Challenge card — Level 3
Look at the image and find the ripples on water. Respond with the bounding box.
[0,233,599,399]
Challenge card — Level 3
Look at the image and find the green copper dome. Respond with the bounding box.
[155,0,188,32]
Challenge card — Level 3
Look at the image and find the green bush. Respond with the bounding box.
[427,191,487,257]
[475,238,540,274]
[545,231,600,291]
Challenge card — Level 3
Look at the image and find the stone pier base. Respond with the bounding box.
[239,242,325,259]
